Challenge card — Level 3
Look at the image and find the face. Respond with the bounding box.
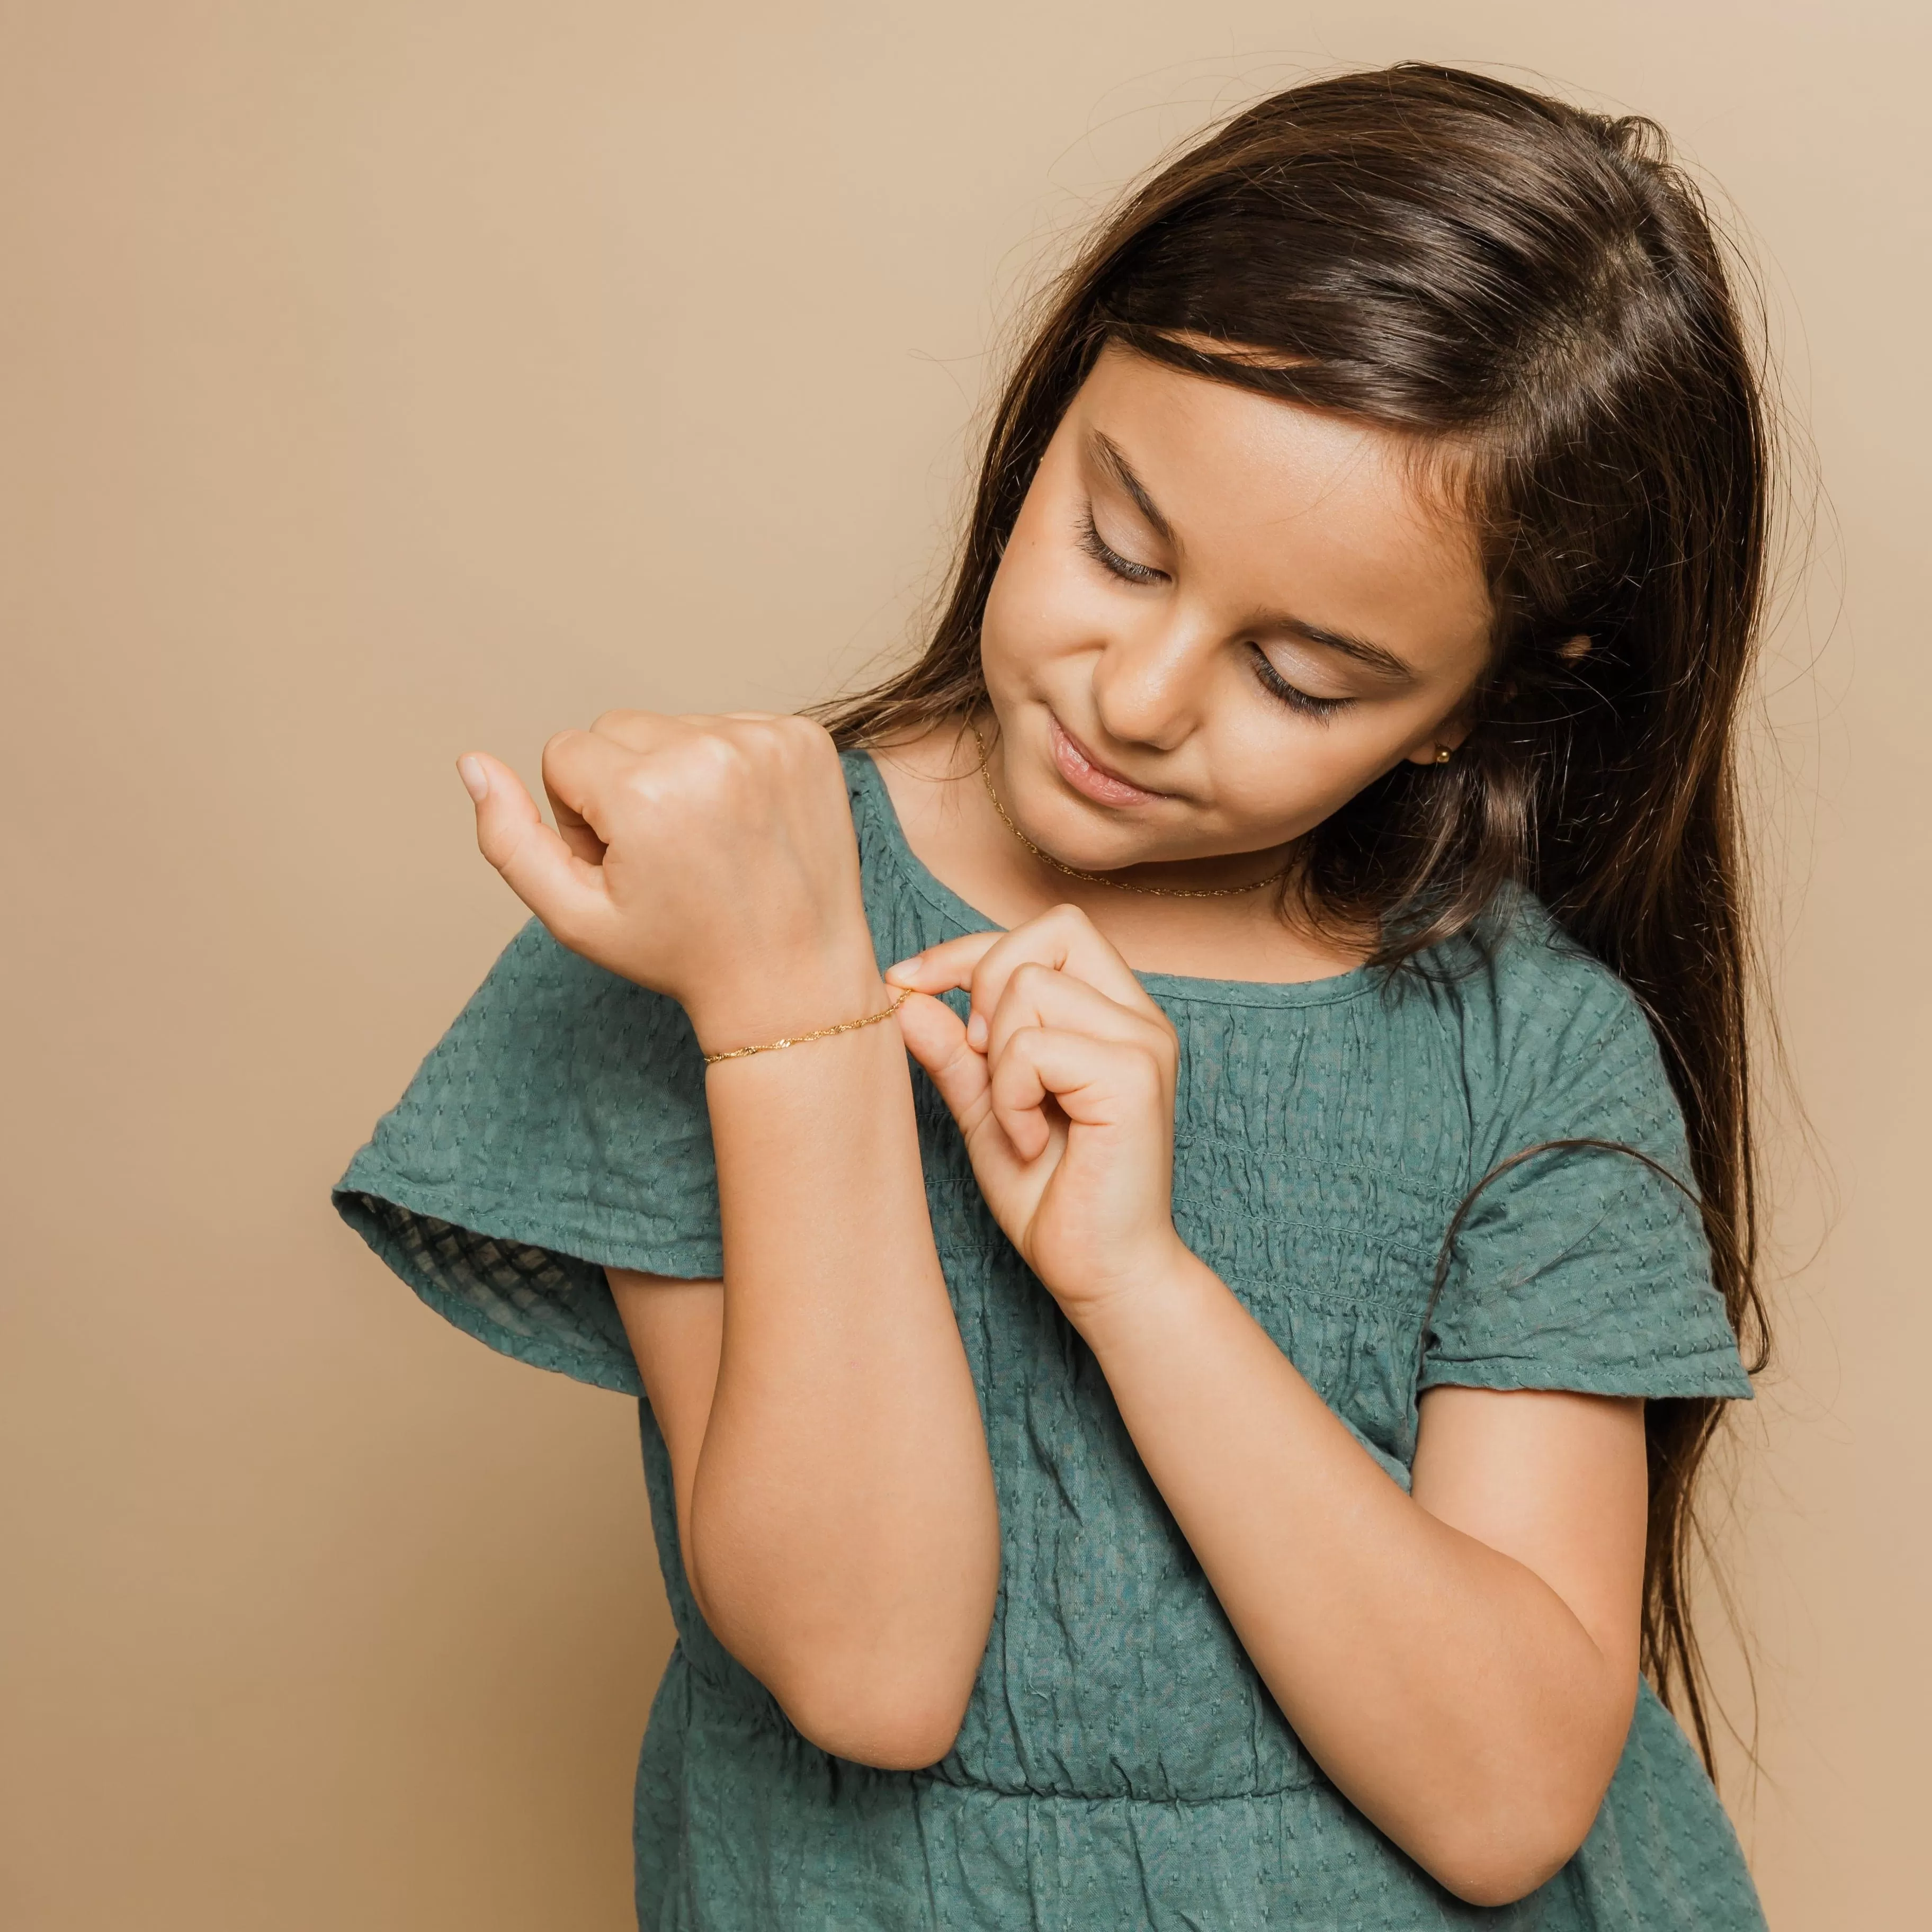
[978,344,1494,874]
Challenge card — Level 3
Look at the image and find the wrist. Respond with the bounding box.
[684,947,890,1062]
[1050,1231,1206,1346]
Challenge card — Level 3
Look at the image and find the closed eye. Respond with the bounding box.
[1248,643,1352,722]
[1077,506,1166,586]
[1076,502,1350,721]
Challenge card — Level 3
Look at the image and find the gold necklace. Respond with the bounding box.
[968,721,1293,901]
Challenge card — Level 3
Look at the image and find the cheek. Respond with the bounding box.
[1211,710,1434,831]
[981,520,1101,682]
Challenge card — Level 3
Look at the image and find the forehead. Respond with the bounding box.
[1067,345,1491,653]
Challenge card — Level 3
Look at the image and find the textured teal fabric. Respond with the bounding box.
[336,751,1763,1930]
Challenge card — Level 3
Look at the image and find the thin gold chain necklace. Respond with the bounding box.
[968,721,1293,901]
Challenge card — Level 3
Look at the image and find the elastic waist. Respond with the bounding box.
[663,1643,1323,1808]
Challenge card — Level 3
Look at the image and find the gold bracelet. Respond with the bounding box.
[700,985,912,1066]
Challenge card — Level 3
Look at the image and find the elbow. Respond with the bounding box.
[1400,1684,1631,1907]
[774,1669,972,1772]
[694,1580,978,1769]
[1432,1850,1572,1912]
[1418,1792,1605,1909]
[684,1528,997,1772]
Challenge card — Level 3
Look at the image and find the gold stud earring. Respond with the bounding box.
[1434,745,1453,764]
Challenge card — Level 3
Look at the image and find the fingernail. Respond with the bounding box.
[967,1012,988,1052]
[884,954,922,986]
[458,755,489,802]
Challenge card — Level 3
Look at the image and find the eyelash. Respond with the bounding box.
[1075,506,1352,724]
[1076,507,1166,586]
[1247,645,1351,723]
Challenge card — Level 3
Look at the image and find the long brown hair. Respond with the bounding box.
[816,64,1774,1770]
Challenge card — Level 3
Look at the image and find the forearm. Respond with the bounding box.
[460,716,997,1764]
[1075,1248,1634,1903]
[688,959,999,1767]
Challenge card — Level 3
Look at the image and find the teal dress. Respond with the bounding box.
[335,752,1764,1930]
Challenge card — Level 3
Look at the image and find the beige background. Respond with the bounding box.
[3,3,1923,1926]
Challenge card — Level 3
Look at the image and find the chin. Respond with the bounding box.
[1012,779,1188,875]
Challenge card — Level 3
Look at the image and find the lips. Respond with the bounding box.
[1047,713,1166,807]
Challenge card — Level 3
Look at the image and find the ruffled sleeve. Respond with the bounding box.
[1420,940,1753,1402]
[333,919,721,1396]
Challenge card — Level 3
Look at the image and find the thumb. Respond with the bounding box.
[458,752,612,943]
[896,991,991,1129]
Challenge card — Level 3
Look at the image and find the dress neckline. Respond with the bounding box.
[850,748,1383,1010]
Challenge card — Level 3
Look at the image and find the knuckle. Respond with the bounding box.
[938,1031,981,1077]
[616,764,659,806]
[774,713,837,773]
[677,732,746,791]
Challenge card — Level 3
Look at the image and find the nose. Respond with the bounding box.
[1088,611,1212,754]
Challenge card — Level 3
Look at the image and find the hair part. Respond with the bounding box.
[814,61,1775,1773]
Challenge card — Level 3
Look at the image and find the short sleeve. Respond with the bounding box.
[332,919,721,1396]
[1420,965,1753,1403]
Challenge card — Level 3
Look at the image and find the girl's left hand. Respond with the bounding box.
[886,906,1188,1319]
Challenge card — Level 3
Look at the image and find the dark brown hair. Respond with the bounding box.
[816,62,1774,1769]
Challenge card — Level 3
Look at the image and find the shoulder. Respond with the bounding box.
[839,744,881,805]
[1419,892,1684,1167]
[836,727,968,886]
[1471,892,1652,1052]
[838,745,898,875]
[836,721,976,817]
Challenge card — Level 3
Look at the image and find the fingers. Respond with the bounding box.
[542,769,608,865]
[594,708,777,734]
[894,991,992,1129]
[887,909,1175,1164]
[584,709,687,753]
[886,929,1003,995]
[888,905,1163,1034]
[899,983,1160,1168]
[457,751,613,949]
[981,958,1173,1067]
[987,1026,1167,1160]
[539,725,665,848]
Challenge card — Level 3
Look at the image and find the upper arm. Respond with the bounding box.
[606,1267,724,1545]
[1410,1385,1648,1683]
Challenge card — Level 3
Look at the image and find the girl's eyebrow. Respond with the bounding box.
[1264,616,1417,683]
[1088,431,1176,546]
[1088,428,1417,684]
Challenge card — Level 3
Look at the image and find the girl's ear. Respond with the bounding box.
[1402,633,1593,770]
[1405,722,1472,766]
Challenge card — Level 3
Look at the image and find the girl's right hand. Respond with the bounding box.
[458,711,882,1049]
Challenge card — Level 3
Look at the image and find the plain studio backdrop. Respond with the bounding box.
[2,3,1922,1926]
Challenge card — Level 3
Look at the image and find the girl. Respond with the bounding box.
[337,65,1771,1929]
